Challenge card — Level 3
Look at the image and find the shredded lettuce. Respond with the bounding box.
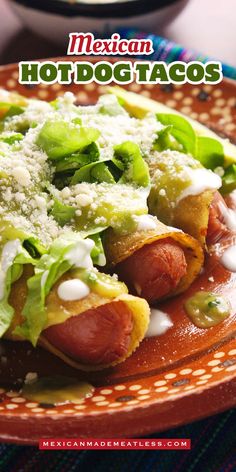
[89,233,106,266]
[0,102,25,121]
[51,199,76,226]
[221,164,236,194]
[55,142,100,173]
[71,160,115,185]
[98,94,128,116]
[197,136,224,170]
[90,162,116,184]
[0,243,36,338]
[23,236,47,258]
[154,125,182,152]
[114,141,150,187]
[156,113,224,171]
[72,117,82,126]
[0,133,23,145]
[37,120,100,160]
[156,113,196,155]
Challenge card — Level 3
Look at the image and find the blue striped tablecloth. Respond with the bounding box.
[117,29,236,80]
[0,409,235,471]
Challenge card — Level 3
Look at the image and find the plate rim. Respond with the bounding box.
[0,373,235,445]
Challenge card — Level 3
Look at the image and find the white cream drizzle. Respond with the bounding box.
[220,245,236,272]
[218,202,236,231]
[97,253,106,267]
[167,225,183,233]
[145,309,173,337]
[0,239,22,300]
[41,269,49,288]
[57,279,90,302]
[177,168,221,203]
[66,238,95,269]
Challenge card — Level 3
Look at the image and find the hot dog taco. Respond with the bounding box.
[109,86,236,249]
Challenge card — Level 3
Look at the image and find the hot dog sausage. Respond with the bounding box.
[44,301,133,365]
[114,238,187,303]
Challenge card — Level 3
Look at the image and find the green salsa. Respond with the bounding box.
[148,151,200,224]
[184,291,231,328]
[22,375,94,406]
[80,268,127,298]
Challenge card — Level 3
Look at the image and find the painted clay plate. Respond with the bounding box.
[0,58,235,445]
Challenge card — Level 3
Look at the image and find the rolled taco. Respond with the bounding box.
[147,150,221,247]
[51,181,203,304]
[6,264,150,371]
[108,87,236,248]
[103,216,203,303]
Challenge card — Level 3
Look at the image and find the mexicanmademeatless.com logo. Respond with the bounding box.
[39,438,191,450]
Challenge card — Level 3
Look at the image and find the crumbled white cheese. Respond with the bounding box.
[12,166,31,187]
[135,214,158,231]
[52,181,148,232]
[0,122,60,247]
[34,195,47,210]
[15,192,25,203]
[0,93,161,248]
[61,187,71,199]
[58,91,76,107]
[80,112,161,157]
[75,193,93,207]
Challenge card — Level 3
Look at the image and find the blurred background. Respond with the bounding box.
[0,0,235,67]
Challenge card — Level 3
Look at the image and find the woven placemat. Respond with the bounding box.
[0,409,235,472]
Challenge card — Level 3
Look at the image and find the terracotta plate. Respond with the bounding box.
[0,58,235,445]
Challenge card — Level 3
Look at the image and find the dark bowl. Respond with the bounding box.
[10,0,186,18]
[9,0,189,44]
